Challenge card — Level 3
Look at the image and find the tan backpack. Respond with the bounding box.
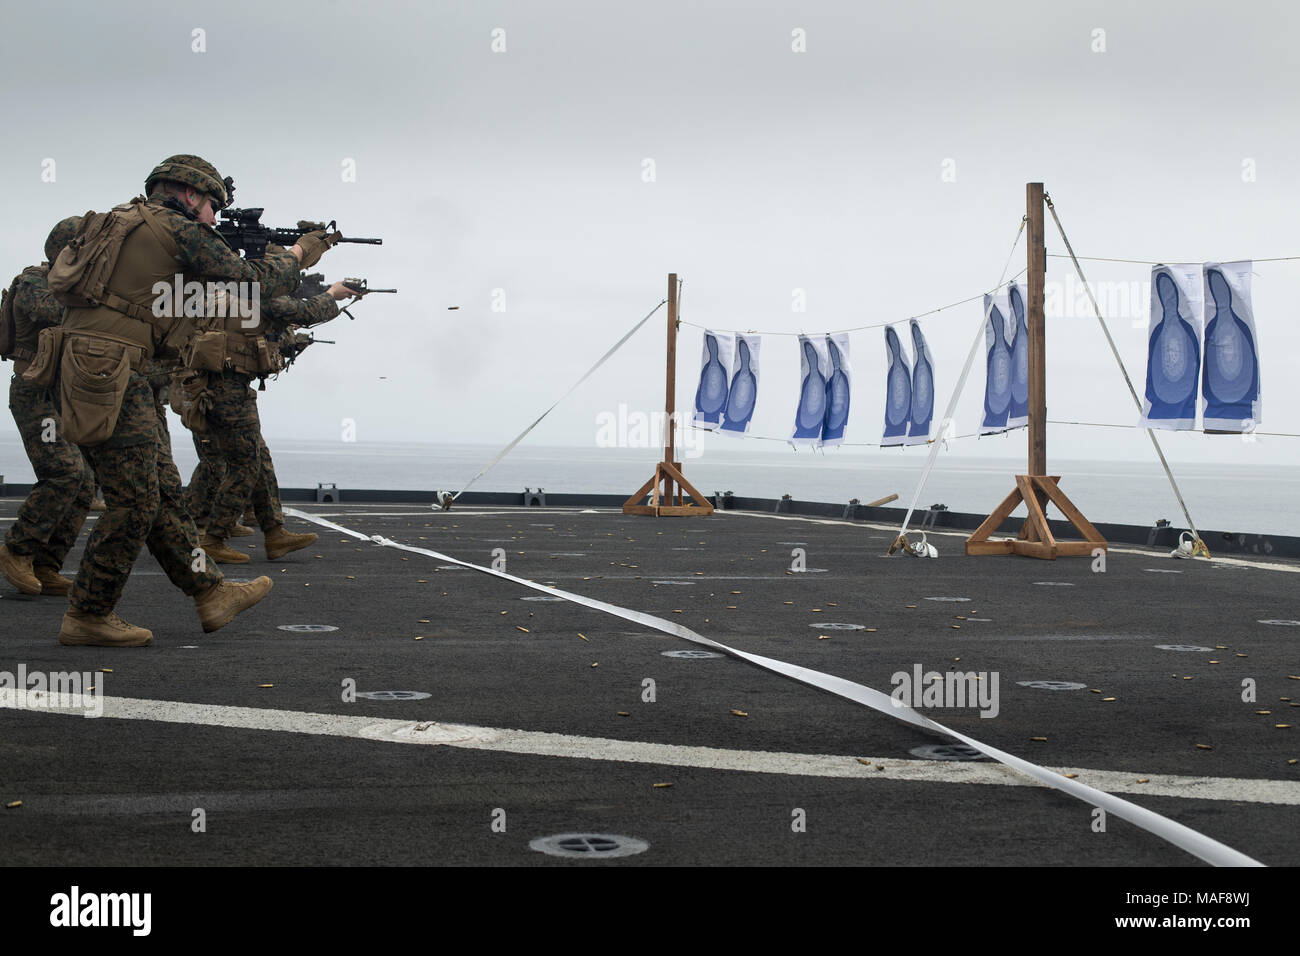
[47,204,135,307]
[47,198,178,323]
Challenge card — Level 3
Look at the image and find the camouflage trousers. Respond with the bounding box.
[197,372,284,538]
[70,371,222,616]
[189,429,285,533]
[185,431,224,531]
[5,375,96,570]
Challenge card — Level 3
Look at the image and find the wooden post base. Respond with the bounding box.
[965,475,1106,560]
[622,460,715,516]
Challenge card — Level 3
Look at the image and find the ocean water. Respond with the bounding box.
[3,436,1296,537]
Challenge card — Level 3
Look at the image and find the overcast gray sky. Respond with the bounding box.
[3,0,1297,468]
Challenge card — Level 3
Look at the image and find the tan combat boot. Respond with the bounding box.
[59,609,154,647]
[194,576,274,633]
[231,523,255,537]
[199,533,251,564]
[265,525,318,560]
[34,566,73,597]
[0,545,42,595]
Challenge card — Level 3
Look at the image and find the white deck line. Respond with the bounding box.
[4,692,1297,807]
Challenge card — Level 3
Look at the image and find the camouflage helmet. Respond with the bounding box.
[145,154,228,207]
[44,216,83,264]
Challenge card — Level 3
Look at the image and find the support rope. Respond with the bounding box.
[1047,253,1300,266]
[443,298,667,505]
[1048,419,1298,438]
[677,273,1027,337]
[1044,194,1209,556]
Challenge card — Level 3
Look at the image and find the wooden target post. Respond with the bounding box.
[623,273,714,516]
[965,183,1106,559]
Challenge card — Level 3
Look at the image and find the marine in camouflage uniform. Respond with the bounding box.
[51,154,336,647]
[195,282,342,563]
[0,219,96,596]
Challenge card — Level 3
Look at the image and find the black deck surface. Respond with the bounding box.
[2,501,1297,870]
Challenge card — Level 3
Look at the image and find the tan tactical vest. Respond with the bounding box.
[186,292,283,380]
[224,309,282,379]
[58,200,183,356]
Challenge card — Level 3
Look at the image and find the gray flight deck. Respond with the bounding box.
[1,499,1297,867]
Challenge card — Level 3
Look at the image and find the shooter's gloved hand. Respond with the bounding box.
[293,230,341,268]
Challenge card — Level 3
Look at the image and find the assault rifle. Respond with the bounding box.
[342,278,397,296]
[216,207,382,259]
[278,331,335,368]
[292,272,396,320]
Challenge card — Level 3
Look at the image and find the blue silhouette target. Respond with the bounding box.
[720,334,760,436]
[1201,263,1260,432]
[822,334,852,445]
[977,293,1013,434]
[981,292,1013,434]
[693,330,732,429]
[791,335,830,446]
[882,326,912,446]
[1141,265,1202,430]
[907,320,934,445]
[1007,281,1029,429]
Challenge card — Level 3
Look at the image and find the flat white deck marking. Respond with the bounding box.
[3,693,1297,807]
